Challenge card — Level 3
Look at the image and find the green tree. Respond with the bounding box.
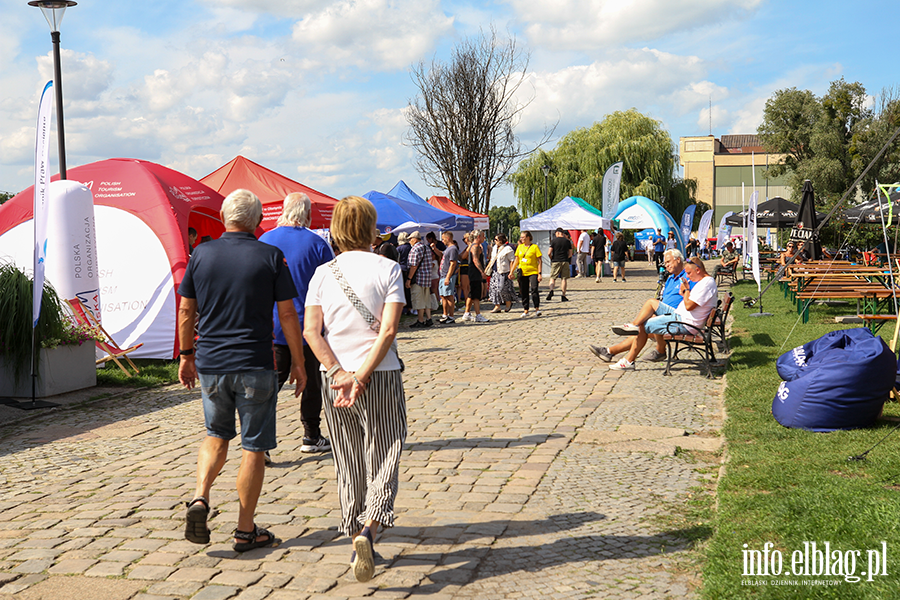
[509,109,697,219]
[0,192,12,205]
[487,205,521,240]
[757,78,900,247]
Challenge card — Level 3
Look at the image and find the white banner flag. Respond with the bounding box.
[697,209,714,246]
[748,190,761,289]
[33,80,53,328]
[602,161,623,218]
[717,212,734,251]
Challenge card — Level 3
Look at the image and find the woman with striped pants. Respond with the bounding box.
[304,195,407,583]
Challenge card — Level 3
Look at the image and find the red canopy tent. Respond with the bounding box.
[427,195,489,229]
[201,155,337,231]
[0,158,225,359]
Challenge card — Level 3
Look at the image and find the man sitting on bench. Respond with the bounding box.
[714,241,740,278]
[598,257,718,371]
[589,249,695,365]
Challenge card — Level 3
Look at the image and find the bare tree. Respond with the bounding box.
[406,29,551,215]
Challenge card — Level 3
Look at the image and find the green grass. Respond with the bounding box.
[702,281,900,598]
[96,359,179,387]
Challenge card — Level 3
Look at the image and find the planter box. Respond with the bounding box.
[0,343,97,398]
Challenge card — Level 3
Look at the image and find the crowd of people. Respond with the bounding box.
[176,191,724,585]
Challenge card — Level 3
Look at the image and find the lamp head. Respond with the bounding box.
[540,165,550,177]
[28,0,77,33]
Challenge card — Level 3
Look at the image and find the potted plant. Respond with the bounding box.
[0,262,98,397]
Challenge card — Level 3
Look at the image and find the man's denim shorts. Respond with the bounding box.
[655,302,676,316]
[199,370,278,452]
[646,313,690,336]
[439,274,458,297]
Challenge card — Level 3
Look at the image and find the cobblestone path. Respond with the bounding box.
[0,262,725,600]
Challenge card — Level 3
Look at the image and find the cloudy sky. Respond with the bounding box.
[0,0,895,208]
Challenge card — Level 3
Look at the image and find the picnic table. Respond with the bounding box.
[785,261,900,325]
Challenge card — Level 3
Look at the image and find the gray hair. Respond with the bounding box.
[664,248,684,262]
[221,189,262,231]
[397,232,409,244]
[277,192,311,227]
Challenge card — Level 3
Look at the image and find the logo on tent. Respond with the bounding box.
[168,186,191,203]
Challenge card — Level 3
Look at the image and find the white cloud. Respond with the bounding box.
[292,0,454,71]
[37,50,113,103]
[515,48,717,136]
[199,0,331,18]
[508,0,763,51]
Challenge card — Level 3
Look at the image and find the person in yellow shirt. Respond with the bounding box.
[508,231,543,317]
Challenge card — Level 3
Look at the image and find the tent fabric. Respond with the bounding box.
[385,182,475,230]
[0,158,225,359]
[427,195,489,229]
[388,180,428,206]
[772,328,895,432]
[201,155,337,231]
[613,196,683,253]
[363,190,467,232]
[520,197,612,231]
[724,196,826,228]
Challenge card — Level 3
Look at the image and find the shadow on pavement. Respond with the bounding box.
[404,433,565,450]
[376,512,710,593]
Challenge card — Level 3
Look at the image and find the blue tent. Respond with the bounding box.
[614,196,684,254]
[387,180,474,230]
[363,190,463,232]
[388,180,428,206]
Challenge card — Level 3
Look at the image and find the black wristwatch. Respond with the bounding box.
[179,348,195,356]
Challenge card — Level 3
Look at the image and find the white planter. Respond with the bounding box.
[0,343,97,398]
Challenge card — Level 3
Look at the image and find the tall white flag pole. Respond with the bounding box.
[22,81,59,409]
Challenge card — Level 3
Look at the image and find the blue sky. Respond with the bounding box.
[0,0,896,209]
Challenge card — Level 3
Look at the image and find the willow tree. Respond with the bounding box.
[509,109,697,217]
[406,29,551,215]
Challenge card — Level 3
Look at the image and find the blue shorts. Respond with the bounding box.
[199,370,278,452]
[655,302,676,316]
[439,274,458,297]
[646,313,690,336]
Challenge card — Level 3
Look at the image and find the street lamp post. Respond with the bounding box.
[29,0,76,180]
[540,165,550,212]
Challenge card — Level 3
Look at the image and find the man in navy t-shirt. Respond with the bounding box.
[260,192,334,455]
[177,189,305,553]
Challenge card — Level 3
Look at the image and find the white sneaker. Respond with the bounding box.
[462,312,475,322]
[520,311,529,318]
[474,314,489,323]
[534,310,542,317]
[609,358,635,371]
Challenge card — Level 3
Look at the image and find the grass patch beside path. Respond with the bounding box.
[703,282,900,599]
[96,359,179,387]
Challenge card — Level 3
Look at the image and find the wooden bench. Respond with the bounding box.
[661,300,726,378]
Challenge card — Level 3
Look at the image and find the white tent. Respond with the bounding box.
[520,197,613,231]
[520,197,612,275]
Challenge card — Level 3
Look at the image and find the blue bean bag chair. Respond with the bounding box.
[772,328,896,432]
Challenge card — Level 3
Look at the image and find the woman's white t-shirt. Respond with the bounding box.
[666,238,677,250]
[306,251,405,371]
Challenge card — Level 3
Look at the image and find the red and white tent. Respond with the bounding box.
[427,195,489,229]
[0,158,225,359]
[201,155,337,231]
